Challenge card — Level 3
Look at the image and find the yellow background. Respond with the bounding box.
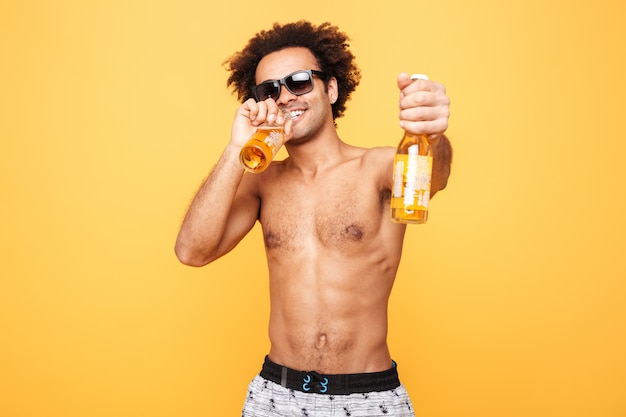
[1,0,625,416]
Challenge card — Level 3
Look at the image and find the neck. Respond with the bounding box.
[284,130,345,176]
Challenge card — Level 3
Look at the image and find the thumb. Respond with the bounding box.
[397,72,412,91]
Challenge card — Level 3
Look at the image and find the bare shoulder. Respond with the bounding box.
[362,146,395,162]
[360,146,395,189]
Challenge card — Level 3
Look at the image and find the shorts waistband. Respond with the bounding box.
[259,356,401,395]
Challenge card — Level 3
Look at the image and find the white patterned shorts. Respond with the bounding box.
[241,374,416,417]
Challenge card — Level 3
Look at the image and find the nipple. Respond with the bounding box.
[345,225,363,240]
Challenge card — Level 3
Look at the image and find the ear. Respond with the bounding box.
[327,76,338,104]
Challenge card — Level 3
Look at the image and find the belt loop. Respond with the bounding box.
[281,366,288,388]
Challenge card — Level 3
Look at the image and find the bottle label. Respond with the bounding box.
[391,152,432,212]
[265,129,281,148]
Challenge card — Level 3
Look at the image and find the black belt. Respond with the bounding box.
[259,356,401,395]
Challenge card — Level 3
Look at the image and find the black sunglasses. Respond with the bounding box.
[253,69,327,101]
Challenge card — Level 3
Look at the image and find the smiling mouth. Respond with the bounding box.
[288,109,305,121]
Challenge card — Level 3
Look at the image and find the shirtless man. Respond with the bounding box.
[175,21,452,416]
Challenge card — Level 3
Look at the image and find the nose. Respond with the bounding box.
[276,84,296,105]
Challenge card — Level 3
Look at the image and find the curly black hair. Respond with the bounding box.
[223,20,361,120]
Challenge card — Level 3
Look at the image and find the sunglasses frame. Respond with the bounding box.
[253,69,327,101]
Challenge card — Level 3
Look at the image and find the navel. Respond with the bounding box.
[316,333,328,348]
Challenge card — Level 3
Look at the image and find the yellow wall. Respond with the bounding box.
[1,1,625,416]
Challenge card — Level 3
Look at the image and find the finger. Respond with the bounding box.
[397,72,413,91]
[248,99,274,126]
[400,118,449,138]
[399,91,436,111]
[402,80,446,101]
[254,100,269,125]
[398,73,437,96]
[400,105,437,122]
[240,98,260,122]
[400,107,450,131]
[399,103,450,136]
[261,98,283,124]
[400,89,450,111]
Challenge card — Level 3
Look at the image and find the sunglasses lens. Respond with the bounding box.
[285,71,313,95]
[253,71,319,101]
[255,82,279,100]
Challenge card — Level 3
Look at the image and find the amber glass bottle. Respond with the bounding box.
[391,74,433,224]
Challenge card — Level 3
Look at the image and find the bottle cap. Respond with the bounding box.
[410,74,429,81]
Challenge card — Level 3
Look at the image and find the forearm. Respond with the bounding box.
[175,144,248,266]
[431,134,452,196]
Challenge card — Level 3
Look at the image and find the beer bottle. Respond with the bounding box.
[239,109,291,174]
[391,74,433,224]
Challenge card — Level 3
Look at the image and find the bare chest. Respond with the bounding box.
[258,173,390,251]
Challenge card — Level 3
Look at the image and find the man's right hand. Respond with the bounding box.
[231,98,292,147]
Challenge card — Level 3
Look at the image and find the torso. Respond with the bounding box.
[252,144,408,374]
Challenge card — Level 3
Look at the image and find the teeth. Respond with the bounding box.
[290,110,304,118]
